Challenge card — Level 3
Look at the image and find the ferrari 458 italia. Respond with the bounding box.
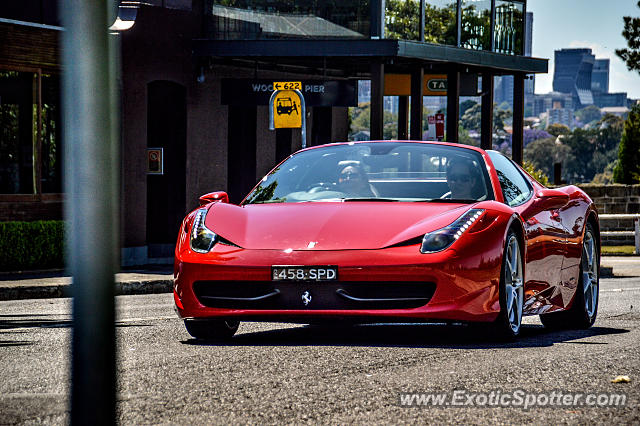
[173,141,600,340]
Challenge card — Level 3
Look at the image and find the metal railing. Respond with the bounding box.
[599,214,640,255]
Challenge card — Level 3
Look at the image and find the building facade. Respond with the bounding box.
[553,48,595,107]
[1,0,546,266]
[591,58,609,94]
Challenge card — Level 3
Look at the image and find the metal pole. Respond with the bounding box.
[296,89,307,149]
[419,0,425,42]
[62,0,118,424]
[410,67,424,140]
[635,218,639,255]
[481,71,494,150]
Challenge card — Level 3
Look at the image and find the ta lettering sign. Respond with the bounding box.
[427,79,447,91]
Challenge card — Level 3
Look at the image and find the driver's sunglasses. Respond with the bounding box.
[448,173,471,183]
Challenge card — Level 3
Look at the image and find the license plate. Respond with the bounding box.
[272,265,338,281]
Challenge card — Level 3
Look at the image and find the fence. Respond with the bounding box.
[599,214,640,255]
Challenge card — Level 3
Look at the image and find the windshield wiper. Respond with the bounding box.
[341,197,399,202]
[414,198,476,203]
[248,198,287,204]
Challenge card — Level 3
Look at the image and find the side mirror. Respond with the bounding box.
[534,188,569,211]
[199,191,229,206]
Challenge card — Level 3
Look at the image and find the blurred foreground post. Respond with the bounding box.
[62,0,119,423]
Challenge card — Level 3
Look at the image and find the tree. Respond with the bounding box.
[523,137,571,181]
[575,105,602,125]
[616,1,640,73]
[348,102,399,140]
[460,99,477,118]
[613,102,640,184]
[461,103,482,130]
[385,1,457,44]
[546,123,571,137]
[460,103,511,134]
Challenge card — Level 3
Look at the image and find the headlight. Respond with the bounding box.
[420,209,484,253]
[190,208,217,253]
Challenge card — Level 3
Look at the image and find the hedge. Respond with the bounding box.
[0,220,65,272]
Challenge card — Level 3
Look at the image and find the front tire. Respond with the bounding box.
[540,223,599,329]
[493,231,524,339]
[184,319,239,341]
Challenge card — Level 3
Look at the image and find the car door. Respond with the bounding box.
[487,151,568,314]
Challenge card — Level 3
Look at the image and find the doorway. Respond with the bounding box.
[146,81,186,257]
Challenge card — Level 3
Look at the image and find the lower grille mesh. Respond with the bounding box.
[193,281,435,310]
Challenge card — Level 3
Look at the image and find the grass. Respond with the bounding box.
[601,245,638,255]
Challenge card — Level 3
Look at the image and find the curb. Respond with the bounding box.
[600,266,614,278]
[0,279,173,301]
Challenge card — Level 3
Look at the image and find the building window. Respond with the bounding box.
[208,0,370,40]
[494,0,524,55]
[0,68,62,195]
[461,0,491,51]
[385,0,457,45]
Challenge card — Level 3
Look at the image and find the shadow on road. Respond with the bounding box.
[182,323,629,349]
[0,315,153,330]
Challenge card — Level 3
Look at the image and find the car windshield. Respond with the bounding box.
[243,142,494,204]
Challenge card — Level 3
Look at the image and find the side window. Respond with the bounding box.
[487,151,532,207]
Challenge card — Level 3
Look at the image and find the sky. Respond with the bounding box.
[527,0,640,98]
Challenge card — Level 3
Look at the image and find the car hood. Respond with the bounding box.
[205,201,475,250]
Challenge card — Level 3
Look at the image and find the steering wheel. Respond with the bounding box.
[306,182,333,193]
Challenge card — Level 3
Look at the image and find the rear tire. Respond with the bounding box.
[492,230,524,340]
[184,319,239,341]
[540,223,599,329]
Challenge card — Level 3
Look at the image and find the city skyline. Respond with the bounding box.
[528,0,640,98]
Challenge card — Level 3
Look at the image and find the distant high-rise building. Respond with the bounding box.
[591,59,609,94]
[594,92,628,108]
[547,108,574,129]
[553,48,595,107]
[534,92,574,119]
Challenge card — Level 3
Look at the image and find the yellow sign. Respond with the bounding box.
[273,81,302,91]
[272,90,302,128]
[384,74,448,96]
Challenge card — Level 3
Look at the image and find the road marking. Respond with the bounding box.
[116,316,177,323]
[601,287,640,293]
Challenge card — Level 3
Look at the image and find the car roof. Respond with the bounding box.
[297,140,488,156]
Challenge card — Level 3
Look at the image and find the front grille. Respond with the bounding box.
[192,280,435,310]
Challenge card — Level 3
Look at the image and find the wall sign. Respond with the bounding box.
[147,148,163,175]
[221,79,357,107]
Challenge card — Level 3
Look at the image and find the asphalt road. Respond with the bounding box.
[1,277,639,424]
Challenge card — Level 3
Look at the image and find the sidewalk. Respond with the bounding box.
[0,258,637,301]
[0,267,173,301]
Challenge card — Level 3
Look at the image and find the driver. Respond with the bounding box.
[337,162,379,197]
[446,157,480,200]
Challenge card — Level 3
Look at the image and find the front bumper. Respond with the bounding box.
[174,242,504,323]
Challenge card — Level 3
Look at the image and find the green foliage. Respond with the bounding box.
[524,112,624,184]
[616,1,640,73]
[461,103,482,130]
[458,126,478,147]
[575,105,602,125]
[546,123,571,137]
[0,221,65,271]
[349,103,399,140]
[460,103,511,134]
[522,161,549,186]
[524,137,571,182]
[460,100,477,118]
[613,102,640,183]
[385,1,457,44]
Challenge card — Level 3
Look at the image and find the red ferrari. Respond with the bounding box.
[173,141,600,340]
